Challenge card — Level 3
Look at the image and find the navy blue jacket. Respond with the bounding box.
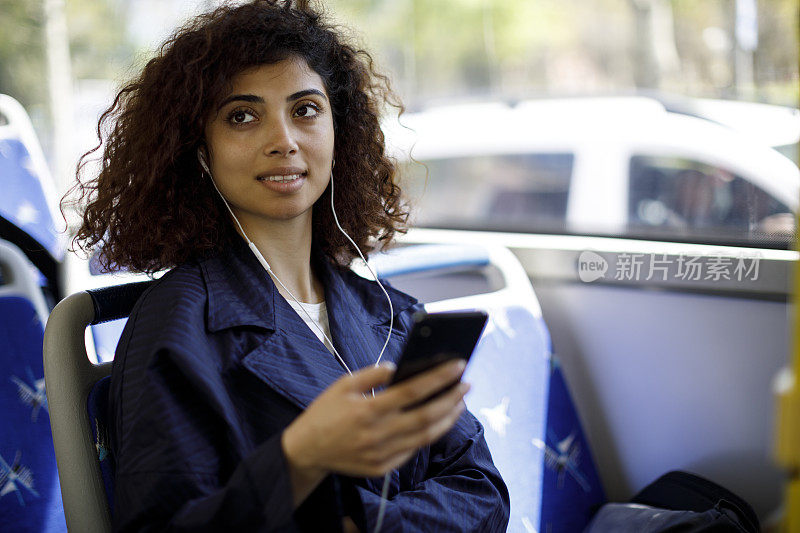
[108,237,510,532]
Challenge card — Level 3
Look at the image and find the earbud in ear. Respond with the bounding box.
[197,148,211,175]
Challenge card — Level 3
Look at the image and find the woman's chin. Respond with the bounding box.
[256,206,315,224]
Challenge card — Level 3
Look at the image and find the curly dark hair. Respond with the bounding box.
[66,0,407,273]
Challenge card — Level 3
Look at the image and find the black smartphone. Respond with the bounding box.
[388,310,488,403]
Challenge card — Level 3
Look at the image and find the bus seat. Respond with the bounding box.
[0,95,63,263]
[373,243,606,532]
[43,281,153,533]
[0,239,66,532]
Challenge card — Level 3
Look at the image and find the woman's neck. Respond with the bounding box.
[236,213,325,304]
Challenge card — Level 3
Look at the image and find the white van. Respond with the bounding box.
[384,97,800,245]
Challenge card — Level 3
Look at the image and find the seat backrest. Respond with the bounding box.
[372,242,606,533]
[538,357,606,532]
[0,240,66,531]
[0,239,50,324]
[43,281,154,533]
[0,94,62,263]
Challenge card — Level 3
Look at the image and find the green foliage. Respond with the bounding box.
[326,0,797,105]
[66,0,135,81]
[0,0,46,110]
[0,0,134,113]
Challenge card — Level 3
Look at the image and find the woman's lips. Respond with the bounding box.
[256,172,306,193]
[257,173,305,183]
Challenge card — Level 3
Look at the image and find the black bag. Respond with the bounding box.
[585,471,759,533]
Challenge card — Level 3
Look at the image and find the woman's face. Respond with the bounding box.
[203,57,335,228]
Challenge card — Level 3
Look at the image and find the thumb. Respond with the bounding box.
[344,362,396,393]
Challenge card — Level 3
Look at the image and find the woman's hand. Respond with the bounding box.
[281,359,469,506]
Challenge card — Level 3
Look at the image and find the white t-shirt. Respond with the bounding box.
[286,299,336,354]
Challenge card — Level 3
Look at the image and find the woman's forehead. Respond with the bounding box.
[224,58,328,99]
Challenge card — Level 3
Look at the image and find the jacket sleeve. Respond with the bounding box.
[114,434,295,532]
[351,410,510,533]
[110,335,307,533]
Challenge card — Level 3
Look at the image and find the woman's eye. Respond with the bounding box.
[228,110,257,124]
[294,103,320,118]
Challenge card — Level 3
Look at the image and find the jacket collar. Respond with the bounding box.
[199,236,418,334]
[200,236,277,333]
[312,245,418,328]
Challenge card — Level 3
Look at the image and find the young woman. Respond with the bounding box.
[70,1,509,531]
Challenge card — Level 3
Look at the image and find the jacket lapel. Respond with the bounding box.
[241,322,348,409]
[201,236,276,333]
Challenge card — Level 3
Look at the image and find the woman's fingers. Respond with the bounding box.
[341,362,396,394]
[294,360,470,478]
[359,402,467,473]
[371,358,466,413]
[372,383,469,458]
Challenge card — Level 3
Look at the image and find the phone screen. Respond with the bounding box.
[389,310,488,387]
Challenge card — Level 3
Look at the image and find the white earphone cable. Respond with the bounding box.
[327,168,393,533]
[329,166,394,368]
[328,165,394,533]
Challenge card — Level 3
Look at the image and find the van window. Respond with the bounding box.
[401,153,573,232]
[628,155,795,244]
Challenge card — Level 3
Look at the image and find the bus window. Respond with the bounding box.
[402,153,574,233]
[628,155,795,244]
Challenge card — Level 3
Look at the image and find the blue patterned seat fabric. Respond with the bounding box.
[0,295,66,532]
[0,139,61,260]
[463,304,606,533]
[539,357,606,531]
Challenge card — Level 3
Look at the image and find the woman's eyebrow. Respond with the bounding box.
[216,94,263,111]
[286,88,327,102]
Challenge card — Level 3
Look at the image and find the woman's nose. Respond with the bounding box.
[263,116,298,157]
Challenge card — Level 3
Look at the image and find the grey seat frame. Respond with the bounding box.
[44,280,153,532]
[44,291,112,532]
